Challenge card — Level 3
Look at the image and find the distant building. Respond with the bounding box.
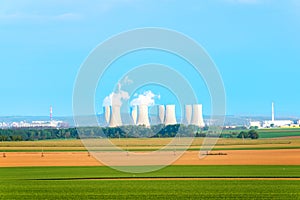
[262,120,293,128]
[249,103,295,129]
[250,121,261,128]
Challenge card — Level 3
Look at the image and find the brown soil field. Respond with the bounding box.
[1,149,299,167]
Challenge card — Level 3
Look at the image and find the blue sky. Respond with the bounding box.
[0,0,300,117]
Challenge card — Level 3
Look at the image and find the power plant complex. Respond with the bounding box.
[250,102,294,128]
[103,104,205,128]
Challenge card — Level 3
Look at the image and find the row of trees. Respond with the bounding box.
[237,130,259,139]
[0,125,259,141]
[0,128,78,141]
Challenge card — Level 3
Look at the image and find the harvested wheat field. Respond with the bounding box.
[1,149,300,167]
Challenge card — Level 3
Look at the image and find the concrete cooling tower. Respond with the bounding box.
[103,106,111,124]
[185,105,192,124]
[137,105,150,127]
[158,105,165,124]
[164,105,177,125]
[191,104,205,127]
[109,105,122,127]
[131,106,137,125]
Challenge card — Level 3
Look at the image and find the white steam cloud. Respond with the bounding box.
[130,91,160,107]
[102,91,129,107]
[102,76,131,107]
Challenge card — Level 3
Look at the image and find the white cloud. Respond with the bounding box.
[102,76,133,107]
[130,91,160,107]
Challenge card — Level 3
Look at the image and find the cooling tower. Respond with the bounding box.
[103,106,111,124]
[131,106,138,125]
[191,104,205,127]
[158,105,165,124]
[109,105,122,127]
[185,105,192,124]
[164,105,177,125]
[137,105,150,127]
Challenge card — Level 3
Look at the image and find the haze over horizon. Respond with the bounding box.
[1,1,300,118]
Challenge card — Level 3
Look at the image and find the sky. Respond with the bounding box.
[0,0,300,118]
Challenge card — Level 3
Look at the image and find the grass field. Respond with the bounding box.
[2,165,300,179]
[1,166,300,199]
[1,179,299,199]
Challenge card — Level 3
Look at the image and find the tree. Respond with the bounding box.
[237,130,259,140]
[237,131,249,139]
[248,130,259,139]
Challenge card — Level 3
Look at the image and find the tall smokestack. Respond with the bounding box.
[109,106,122,127]
[185,105,192,124]
[131,106,138,125]
[137,105,150,127]
[103,106,111,125]
[272,102,275,122]
[50,105,53,121]
[158,105,165,124]
[164,105,177,125]
[191,104,205,127]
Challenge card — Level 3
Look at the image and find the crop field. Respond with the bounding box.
[0,166,300,199]
[1,137,300,152]
[258,128,300,138]
[1,130,300,199]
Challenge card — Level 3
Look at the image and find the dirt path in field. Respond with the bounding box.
[1,149,300,167]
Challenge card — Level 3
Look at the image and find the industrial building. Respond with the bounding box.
[0,106,66,129]
[108,105,122,127]
[136,105,151,127]
[104,103,205,128]
[250,103,294,128]
[190,104,205,127]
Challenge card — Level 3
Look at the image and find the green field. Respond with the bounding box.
[1,166,299,199]
[258,128,300,138]
[1,179,299,199]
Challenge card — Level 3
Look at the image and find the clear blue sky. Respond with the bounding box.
[0,0,300,117]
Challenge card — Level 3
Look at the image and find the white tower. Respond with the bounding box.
[158,105,165,124]
[109,106,122,127]
[103,106,111,124]
[185,105,192,124]
[50,105,53,121]
[131,106,138,125]
[191,104,205,127]
[137,105,150,127]
[272,102,275,122]
[164,105,177,125]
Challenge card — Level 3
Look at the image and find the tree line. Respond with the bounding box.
[0,125,259,141]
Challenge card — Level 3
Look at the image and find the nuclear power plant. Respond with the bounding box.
[103,106,111,124]
[136,105,150,127]
[164,105,177,125]
[190,104,205,127]
[131,106,137,125]
[104,103,205,128]
[108,105,122,127]
[158,105,165,124]
[250,102,294,128]
[185,105,192,124]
